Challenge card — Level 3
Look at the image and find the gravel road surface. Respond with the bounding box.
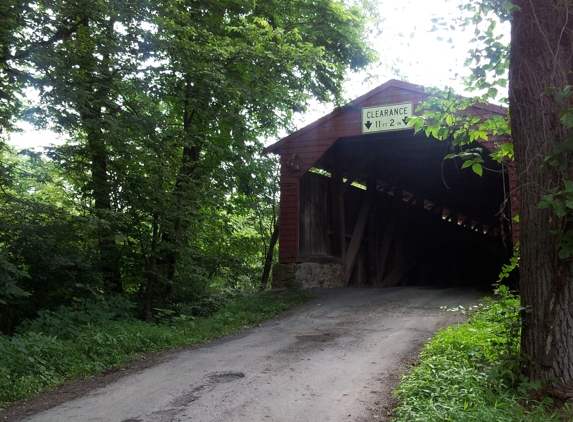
[16,287,483,422]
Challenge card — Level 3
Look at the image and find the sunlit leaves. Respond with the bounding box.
[490,142,514,162]
[412,86,510,177]
[0,0,375,321]
[411,0,514,171]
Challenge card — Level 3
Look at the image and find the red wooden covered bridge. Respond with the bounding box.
[264,80,518,289]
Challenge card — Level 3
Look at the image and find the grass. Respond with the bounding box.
[392,285,573,422]
[0,288,312,408]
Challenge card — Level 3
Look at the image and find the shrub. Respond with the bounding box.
[392,285,572,422]
[0,289,311,408]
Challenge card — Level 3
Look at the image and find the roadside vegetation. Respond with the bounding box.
[0,288,311,408]
[392,283,573,422]
[0,0,370,411]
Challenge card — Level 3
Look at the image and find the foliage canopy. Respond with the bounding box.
[0,0,376,329]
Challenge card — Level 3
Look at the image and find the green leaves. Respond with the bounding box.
[393,286,542,422]
[501,1,520,15]
[412,2,513,178]
[552,230,573,260]
[0,289,311,407]
[491,142,514,162]
[0,0,375,326]
[453,149,486,176]
[0,255,30,305]
[538,180,573,259]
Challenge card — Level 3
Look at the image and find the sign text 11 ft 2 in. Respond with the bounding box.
[361,103,413,133]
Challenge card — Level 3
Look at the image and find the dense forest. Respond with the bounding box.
[0,0,375,332]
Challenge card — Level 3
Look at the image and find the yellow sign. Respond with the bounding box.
[361,103,413,133]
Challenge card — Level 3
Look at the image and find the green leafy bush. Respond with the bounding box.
[0,289,311,408]
[16,295,136,340]
[393,285,572,422]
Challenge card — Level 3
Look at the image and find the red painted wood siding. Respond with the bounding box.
[274,81,513,263]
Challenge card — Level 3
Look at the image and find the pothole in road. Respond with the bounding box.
[295,333,338,342]
[167,371,246,408]
[207,371,245,383]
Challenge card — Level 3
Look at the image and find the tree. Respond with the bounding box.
[19,0,153,294]
[0,146,102,333]
[136,0,376,314]
[509,0,573,398]
[418,0,573,398]
[0,0,376,322]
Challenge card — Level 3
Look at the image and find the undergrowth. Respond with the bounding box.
[392,284,573,422]
[0,289,311,408]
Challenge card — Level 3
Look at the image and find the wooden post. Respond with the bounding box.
[380,244,432,287]
[278,176,300,262]
[344,186,373,285]
[376,209,397,285]
[393,218,407,283]
[367,178,379,286]
[331,144,345,259]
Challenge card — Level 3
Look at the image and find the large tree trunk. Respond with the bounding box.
[509,0,573,398]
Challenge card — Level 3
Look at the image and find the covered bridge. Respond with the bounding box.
[264,80,518,289]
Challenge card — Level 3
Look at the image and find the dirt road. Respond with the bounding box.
[17,287,482,422]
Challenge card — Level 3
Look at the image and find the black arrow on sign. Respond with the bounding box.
[402,117,408,125]
[365,121,372,129]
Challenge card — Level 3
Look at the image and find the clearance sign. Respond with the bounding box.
[361,103,413,133]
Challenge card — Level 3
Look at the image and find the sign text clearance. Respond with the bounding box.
[361,103,413,133]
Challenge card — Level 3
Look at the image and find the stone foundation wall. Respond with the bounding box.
[272,262,344,289]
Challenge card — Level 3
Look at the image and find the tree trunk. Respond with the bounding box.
[260,222,279,290]
[75,17,122,293]
[159,76,205,286]
[509,0,573,398]
[145,215,159,323]
[162,144,201,285]
[87,122,123,293]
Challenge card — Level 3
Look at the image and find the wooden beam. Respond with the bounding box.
[393,225,407,282]
[431,203,443,215]
[341,154,378,194]
[367,179,379,286]
[380,244,432,288]
[380,184,394,195]
[446,210,458,224]
[376,211,398,286]
[344,186,374,285]
[278,176,300,262]
[330,144,345,259]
